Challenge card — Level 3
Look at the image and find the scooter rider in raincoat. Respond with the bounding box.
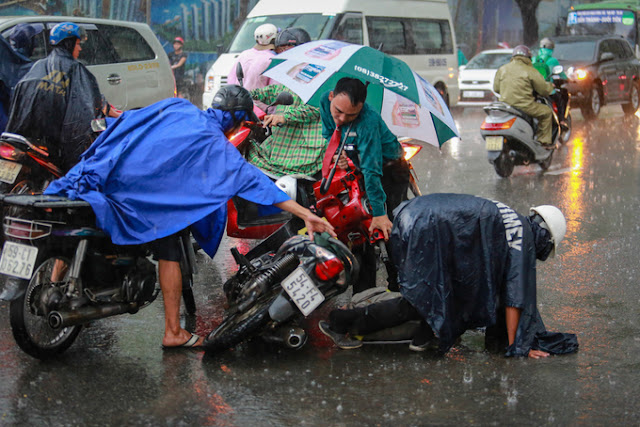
[533,37,569,127]
[6,22,120,172]
[493,45,555,147]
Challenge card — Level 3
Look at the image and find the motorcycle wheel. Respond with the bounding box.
[539,150,553,171]
[581,86,601,119]
[493,152,514,178]
[181,272,196,316]
[561,113,572,144]
[9,252,81,360]
[203,293,276,353]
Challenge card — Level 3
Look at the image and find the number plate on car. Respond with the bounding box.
[0,241,38,279]
[485,136,504,151]
[463,90,485,98]
[0,159,22,184]
[281,267,325,316]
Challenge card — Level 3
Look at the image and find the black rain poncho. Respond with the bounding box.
[390,194,578,357]
[6,47,103,171]
[0,36,32,133]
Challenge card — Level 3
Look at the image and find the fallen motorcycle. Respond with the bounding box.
[203,232,358,352]
[0,193,198,360]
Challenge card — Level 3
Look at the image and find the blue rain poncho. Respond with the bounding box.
[390,194,578,357]
[45,98,290,256]
[0,36,32,133]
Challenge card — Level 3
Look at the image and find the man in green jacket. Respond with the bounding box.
[533,38,569,126]
[320,77,409,292]
[493,45,555,146]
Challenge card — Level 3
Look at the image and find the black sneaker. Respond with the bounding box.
[409,323,436,352]
[318,321,363,350]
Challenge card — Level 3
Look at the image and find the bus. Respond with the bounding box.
[567,1,640,57]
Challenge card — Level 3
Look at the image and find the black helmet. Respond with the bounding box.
[211,85,259,122]
[540,37,555,50]
[512,45,531,58]
[275,27,311,48]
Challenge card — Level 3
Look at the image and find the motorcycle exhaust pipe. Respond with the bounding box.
[263,326,308,349]
[48,302,139,329]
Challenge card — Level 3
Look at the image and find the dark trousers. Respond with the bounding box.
[354,158,410,293]
[329,296,422,335]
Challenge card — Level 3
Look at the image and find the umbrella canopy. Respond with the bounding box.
[263,40,459,147]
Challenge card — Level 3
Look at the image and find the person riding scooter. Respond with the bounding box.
[493,45,554,147]
[533,38,569,127]
[6,22,120,173]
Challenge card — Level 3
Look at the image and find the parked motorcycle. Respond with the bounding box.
[0,193,198,360]
[481,65,568,177]
[204,232,358,352]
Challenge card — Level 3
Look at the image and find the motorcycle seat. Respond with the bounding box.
[484,102,535,130]
[0,194,91,209]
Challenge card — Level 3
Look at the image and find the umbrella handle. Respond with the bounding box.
[320,122,354,194]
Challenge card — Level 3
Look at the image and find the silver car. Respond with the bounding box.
[0,16,175,111]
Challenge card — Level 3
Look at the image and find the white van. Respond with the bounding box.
[0,16,175,111]
[202,0,459,108]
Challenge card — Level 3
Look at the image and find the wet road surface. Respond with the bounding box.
[1,106,640,425]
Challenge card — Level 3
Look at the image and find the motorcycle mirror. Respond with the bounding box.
[551,65,563,75]
[271,92,294,107]
[236,62,245,87]
[91,118,107,133]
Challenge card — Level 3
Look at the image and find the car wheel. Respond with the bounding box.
[622,83,640,115]
[581,85,601,119]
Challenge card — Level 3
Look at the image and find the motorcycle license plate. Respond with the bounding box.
[281,267,325,316]
[0,159,22,184]
[0,241,38,279]
[485,136,504,151]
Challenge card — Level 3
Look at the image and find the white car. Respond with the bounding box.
[458,49,512,106]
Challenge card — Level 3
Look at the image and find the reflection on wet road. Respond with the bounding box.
[1,106,639,425]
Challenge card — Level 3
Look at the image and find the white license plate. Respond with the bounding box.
[485,136,504,151]
[0,241,38,279]
[0,159,22,184]
[463,90,485,98]
[281,267,325,316]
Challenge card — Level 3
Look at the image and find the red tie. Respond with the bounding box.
[322,127,341,178]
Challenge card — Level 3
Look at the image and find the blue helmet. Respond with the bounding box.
[49,22,86,46]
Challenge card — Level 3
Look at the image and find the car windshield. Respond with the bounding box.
[228,14,337,53]
[553,41,597,62]
[465,52,511,69]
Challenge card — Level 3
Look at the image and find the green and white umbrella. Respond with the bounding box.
[263,40,459,147]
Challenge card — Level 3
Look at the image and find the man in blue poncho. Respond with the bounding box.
[45,85,335,349]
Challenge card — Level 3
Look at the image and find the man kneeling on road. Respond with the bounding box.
[319,194,579,358]
[494,45,555,147]
[45,85,335,349]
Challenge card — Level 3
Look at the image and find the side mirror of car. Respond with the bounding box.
[599,52,615,62]
[236,62,245,87]
[459,65,466,72]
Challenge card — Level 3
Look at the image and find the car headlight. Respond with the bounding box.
[567,66,588,81]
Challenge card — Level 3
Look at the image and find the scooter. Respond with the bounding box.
[0,193,199,360]
[204,232,358,352]
[480,66,567,177]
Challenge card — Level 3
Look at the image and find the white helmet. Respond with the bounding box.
[275,175,297,199]
[254,23,277,46]
[529,205,567,257]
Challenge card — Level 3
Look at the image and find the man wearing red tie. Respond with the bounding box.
[320,77,409,292]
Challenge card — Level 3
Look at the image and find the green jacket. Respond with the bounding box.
[533,47,568,80]
[493,56,554,109]
[319,92,403,217]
